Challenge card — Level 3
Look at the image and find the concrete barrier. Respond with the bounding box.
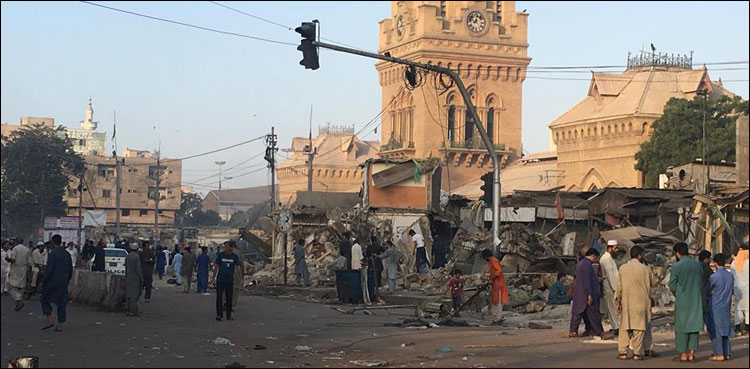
[69,270,125,311]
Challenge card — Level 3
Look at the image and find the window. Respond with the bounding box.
[122,209,130,216]
[439,1,446,17]
[464,110,475,143]
[102,190,111,198]
[68,188,77,197]
[158,210,164,216]
[487,108,495,143]
[140,209,148,216]
[447,106,456,143]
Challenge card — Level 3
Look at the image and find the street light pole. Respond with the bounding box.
[697,89,710,194]
[215,161,226,222]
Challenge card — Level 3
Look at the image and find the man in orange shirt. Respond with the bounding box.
[482,249,508,323]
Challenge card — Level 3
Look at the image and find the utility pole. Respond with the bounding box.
[306,106,315,192]
[295,22,502,251]
[265,126,278,210]
[77,167,85,248]
[115,155,122,240]
[154,144,161,233]
[698,89,710,195]
[113,110,121,240]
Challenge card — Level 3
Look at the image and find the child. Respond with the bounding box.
[448,269,465,315]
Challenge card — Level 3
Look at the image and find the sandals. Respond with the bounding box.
[568,332,579,338]
[41,323,54,330]
[14,302,25,312]
[617,354,628,360]
[708,355,725,362]
[632,355,642,361]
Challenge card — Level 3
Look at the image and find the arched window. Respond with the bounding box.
[487,108,495,143]
[465,109,475,143]
[448,105,456,143]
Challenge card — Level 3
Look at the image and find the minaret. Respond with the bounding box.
[81,97,98,131]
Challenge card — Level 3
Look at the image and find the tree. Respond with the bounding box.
[1,124,84,238]
[635,95,748,188]
[176,192,221,226]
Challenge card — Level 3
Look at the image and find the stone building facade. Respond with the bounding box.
[276,126,380,203]
[549,54,736,191]
[64,154,182,226]
[377,1,530,190]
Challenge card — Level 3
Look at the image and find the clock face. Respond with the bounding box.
[466,11,487,33]
[396,16,404,38]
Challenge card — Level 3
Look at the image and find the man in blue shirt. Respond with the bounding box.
[213,240,239,321]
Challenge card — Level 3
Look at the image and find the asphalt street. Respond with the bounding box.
[1,279,748,368]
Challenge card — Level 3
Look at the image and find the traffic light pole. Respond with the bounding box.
[310,40,502,252]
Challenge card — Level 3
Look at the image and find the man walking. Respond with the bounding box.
[570,248,610,339]
[1,240,11,295]
[669,242,703,362]
[294,239,310,287]
[616,246,652,361]
[40,235,73,332]
[91,240,106,272]
[156,245,167,280]
[173,247,183,286]
[231,246,244,308]
[600,240,620,335]
[181,246,195,293]
[196,247,210,294]
[7,238,31,311]
[66,242,79,269]
[380,240,401,294]
[125,242,143,317]
[213,240,240,321]
[706,254,734,361]
[482,249,508,323]
[140,241,155,303]
[730,242,748,335]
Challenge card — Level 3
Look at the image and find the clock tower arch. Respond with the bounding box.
[377,1,530,190]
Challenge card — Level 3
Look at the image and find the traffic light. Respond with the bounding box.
[295,22,319,70]
[480,172,493,205]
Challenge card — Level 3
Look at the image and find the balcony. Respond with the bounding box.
[439,139,513,169]
[441,139,507,152]
[379,137,415,159]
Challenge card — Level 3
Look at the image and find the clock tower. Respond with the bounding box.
[377,1,530,191]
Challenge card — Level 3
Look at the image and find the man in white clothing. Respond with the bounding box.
[731,242,749,335]
[350,238,363,271]
[66,242,79,269]
[600,239,620,335]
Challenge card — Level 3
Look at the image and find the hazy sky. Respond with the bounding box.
[2,1,748,194]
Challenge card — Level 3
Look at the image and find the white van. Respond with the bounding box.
[104,247,128,275]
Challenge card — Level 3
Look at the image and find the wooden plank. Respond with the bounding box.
[372,162,415,188]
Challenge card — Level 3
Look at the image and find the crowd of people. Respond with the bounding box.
[563,239,749,362]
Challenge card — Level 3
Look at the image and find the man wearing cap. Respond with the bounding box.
[125,241,143,316]
[600,240,620,335]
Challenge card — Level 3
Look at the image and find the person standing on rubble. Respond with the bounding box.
[482,249,508,323]
[294,239,310,287]
[380,240,401,294]
[669,242,703,362]
[731,242,749,335]
[615,246,652,361]
[569,248,610,339]
[367,236,384,289]
[600,240,620,336]
[350,237,364,271]
[409,230,429,274]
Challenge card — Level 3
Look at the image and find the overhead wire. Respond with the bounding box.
[122,135,265,167]
[208,1,370,52]
[79,1,297,46]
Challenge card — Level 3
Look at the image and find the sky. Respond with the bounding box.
[2,1,748,194]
